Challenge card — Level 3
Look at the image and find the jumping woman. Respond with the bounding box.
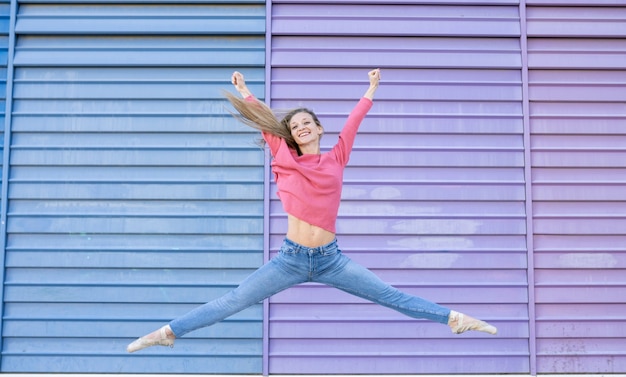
[127,69,497,353]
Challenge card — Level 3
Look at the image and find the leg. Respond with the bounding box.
[169,255,306,336]
[315,252,497,334]
[128,252,307,353]
[315,252,451,324]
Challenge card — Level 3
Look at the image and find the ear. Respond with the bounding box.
[317,124,324,135]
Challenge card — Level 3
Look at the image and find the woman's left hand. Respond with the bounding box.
[368,68,381,88]
[364,68,381,100]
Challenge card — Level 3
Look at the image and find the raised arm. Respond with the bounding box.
[231,71,253,98]
[363,68,381,100]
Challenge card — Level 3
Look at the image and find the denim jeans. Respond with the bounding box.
[169,238,451,337]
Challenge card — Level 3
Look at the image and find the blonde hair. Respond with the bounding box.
[224,91,322,155]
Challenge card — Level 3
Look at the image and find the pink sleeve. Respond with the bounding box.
[262,131,283,158]
[243,95,283,157]
[332,97,373,166]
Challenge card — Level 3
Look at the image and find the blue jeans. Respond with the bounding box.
[169,238,451,337]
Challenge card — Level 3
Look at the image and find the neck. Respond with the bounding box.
[298,143,320,155]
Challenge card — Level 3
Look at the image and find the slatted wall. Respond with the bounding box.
[0,0,624,375]
[2,1,266,373]
[526,0,626,373]
[268,1,529,374]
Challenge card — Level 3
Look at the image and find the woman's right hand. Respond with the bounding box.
[231,71,252,97]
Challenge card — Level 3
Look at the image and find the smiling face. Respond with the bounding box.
[288,111,324,153]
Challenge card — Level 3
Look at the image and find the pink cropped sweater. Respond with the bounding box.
[247,96,373,233]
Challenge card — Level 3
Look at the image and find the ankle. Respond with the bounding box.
[164,325,176,339]
[447,310,460,327]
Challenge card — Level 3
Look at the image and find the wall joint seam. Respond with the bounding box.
[519,1,537,375]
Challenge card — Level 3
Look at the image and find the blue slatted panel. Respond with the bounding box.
[269,2,528,374]
[527,3,626,374]
[3,1,266,373]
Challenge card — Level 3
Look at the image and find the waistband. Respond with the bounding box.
[283,237,338,254]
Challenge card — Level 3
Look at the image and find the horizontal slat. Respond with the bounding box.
[534,202,626,216]
[13,133,259,149]
[11,114,260,132]
[271,302,528,320]
[271,285,527,304]
[3,337,261,359]
[532,184,626,201]
[274,82,522,101]
[528,0,625,4]
[6,250,263,269]
[4,286,263,304]
[535,303,626,319]
[273,183,525,201]
[271,338,523,355]
[15,36,265,66]
[8,216,263,234]
[4,302,261,320]
[8,231,262,250]
[268,251,527,270]
[532,135,626,150]
[270,234,527,253]
[15,0,263,3]
[532,151,626,167]
[269,317,526,339]
[535,320,626,338]
[274,201,525,217]
[348,149,524,167]
[537,338,626,355]
[269,354,528,374]
[16,3,265,34]
[11,166,264,182]
[527,6,626,37]
[537,356,626,374]
[271,217,525,235]
[0,355,261,374]
[273,36,521,69]
[11,149,263,166]
[527,39,626,69]
[534,219,626,235]
[534,269,626,285]
[530,83,626,102]
[535,287,625,303]
[532,168,626,183]
[5,268,256,285]
[273,4,520,37]
[10,199,263,216]
[275,0,519,3]
[534,252,626,269]
[344,166,524,182]
[10,183,262,200]
[534,234,626,252]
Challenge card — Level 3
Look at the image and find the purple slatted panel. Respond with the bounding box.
[268,2,528,374]
[527,4,626,374]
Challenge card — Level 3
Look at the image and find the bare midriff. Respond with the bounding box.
[286,214,336,247]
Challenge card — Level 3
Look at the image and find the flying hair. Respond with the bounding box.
[224,91,323,156]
